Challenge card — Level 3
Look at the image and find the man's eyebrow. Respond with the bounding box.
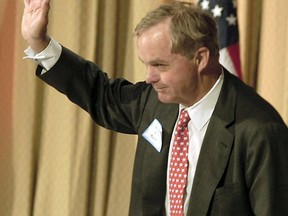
[138,57,169,65]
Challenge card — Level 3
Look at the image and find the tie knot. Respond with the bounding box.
[178,110,190,128]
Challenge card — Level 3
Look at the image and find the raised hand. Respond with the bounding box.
[21,0,51,53]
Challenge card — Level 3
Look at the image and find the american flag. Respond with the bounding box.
[198,0,242,79]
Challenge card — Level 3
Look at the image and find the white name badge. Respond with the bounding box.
[142,119,163,152]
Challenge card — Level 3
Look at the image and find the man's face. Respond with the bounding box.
[137,20,200,107]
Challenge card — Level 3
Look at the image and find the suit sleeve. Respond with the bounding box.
[246,122,288,215]
[37,46,151,134]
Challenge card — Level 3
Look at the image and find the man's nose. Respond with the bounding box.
[145,66,158,84]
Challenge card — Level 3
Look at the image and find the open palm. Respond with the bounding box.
[22,0,50,42]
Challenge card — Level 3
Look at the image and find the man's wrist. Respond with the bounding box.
[24,37,62,73]
[27,35,51,54]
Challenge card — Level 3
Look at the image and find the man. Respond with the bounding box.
[22,0,288,215]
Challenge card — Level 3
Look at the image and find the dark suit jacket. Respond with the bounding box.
[37,47,288,216]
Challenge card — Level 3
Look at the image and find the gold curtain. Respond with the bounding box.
[257,0,288,123]
[0,0,287,216]
[238,0,288,122]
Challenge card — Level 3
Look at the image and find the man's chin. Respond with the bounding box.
[157,94,174,104]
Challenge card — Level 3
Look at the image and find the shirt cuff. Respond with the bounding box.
[23,37,62,72]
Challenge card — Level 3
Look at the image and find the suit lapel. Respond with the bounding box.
[187,70,237,215]
[138,91,179,214]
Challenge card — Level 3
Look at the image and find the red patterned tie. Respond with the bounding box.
[169,109,190,216]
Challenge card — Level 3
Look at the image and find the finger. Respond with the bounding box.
[24,0,30,7]
[42,0,50,12]
[42,0,50,7]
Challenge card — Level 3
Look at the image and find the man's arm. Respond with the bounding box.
[247,123,288,215]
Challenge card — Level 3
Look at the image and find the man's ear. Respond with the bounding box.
[194,47,210,72]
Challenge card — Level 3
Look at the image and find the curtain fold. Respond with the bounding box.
[237,0,262,87]
[0,0,287,216]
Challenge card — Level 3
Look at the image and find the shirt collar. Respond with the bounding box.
[180,71,224,131]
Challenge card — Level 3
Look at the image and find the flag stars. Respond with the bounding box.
[212,4,223,17]
[200,0,210,10]
[197,0,241,78]
[226,14,237,25]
